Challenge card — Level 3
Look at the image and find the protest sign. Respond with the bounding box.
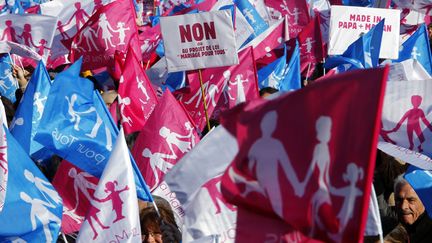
[328,6,400,59]
[160,10,238,72]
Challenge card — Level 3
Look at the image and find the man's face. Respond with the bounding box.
[395,183,425,225]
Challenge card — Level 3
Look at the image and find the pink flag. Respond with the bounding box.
[235,207,320,242]
[138,24,162,63]
[131,91,200,191]
[212,47,260,120]
[45,0,111,60]
[265,0,310,38]
[52,160,99,234]
[0,111,7,212]
[241,17,288,61]
[298,16,325,77]
[77,128,141,241]
[176,47,259,130]
[118,46,158,134]
[68,0,141,71]
[220,67,389,242]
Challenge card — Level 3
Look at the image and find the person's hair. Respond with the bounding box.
[259,87,279,97]
[394,174,409,193]
[140,207,161,236]
[140,196,178,236]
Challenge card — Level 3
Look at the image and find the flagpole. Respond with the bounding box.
[7,52,14,66]
[304,62,312,86]
[198,69,211,131]
[322,58,326,76]
[61,233,69,243]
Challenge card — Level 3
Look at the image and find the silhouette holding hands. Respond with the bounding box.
[383,95,432,152]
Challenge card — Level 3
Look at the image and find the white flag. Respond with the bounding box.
[0,14,58,61]
[165,126,238,242]
[77,128,141,242]
[379,77,432,170]
[387,59,431,82]
[365,186,383,239]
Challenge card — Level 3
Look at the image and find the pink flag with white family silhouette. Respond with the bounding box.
[0,14,57,60]
[138,24,162,63]
[298,16,325,77]
[118,46,158,135]
[0,115,7,212]
[131,91,200,191]
[211,47,260,120]
[176,47,259,130]
[77,128,141,241]
[241,17,288,61]
[52,160,99,234]
[220,67,389,242]
[265,0,310,38]
[68,0,140,70]
[45,0,112,60]
[378,79,432,170]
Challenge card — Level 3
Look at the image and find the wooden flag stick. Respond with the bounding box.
[305,62,312,84]
[198,69,211,131]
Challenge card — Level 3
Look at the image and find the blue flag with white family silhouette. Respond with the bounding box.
[0,54,18,103]
[404,165,432,218]
[34,58,152,201]
[0,127,62,242]
[11,60,53,163]
[234,0,268,45]
[325,19,384,72]
[394,24,432,75]
[258,40,301,92]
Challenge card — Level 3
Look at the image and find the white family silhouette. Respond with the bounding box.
[237,111,363,239]
[142,123,197,189]
[20,170,62,242]
[65,93,113,151]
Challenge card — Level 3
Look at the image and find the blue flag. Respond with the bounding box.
[325,19,384,72]
[34,58,152,201]
[2,0,25,14]
[0,128,62,242]
[11,61,53,162]
[258,40,301,92]
[164,71,186,92]
[234,0,268,45]
[404,165,432,218]
[394,24,432,75]
[0,55,18,103]
[342,0,373,7]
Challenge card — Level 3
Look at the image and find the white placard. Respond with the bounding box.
[328,6,400,59]
[160,10,238,72]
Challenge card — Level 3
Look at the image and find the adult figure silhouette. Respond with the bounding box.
[383,95,432,152]
[247,111,302,217]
